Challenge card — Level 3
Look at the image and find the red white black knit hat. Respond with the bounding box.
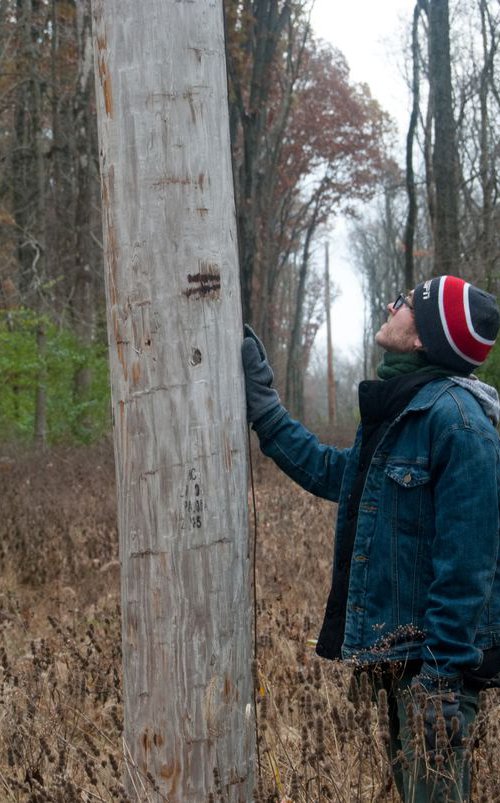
[413,275,500,374]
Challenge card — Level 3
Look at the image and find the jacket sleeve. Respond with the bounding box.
[252,405,352,502]
[421,423,500,682]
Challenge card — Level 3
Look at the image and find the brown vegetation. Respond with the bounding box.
[0,444,499,801]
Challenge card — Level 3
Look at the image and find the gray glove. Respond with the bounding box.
[241,325,281,423]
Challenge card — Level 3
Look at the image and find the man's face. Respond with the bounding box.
[375,291,423,354]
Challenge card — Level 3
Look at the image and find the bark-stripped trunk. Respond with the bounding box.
[91,1,253,800]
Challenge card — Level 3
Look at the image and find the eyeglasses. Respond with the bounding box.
[393,293,413,311]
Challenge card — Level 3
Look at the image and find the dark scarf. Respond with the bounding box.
[359,353,453,450]
[376,351,455,380]
[355,352,457,527]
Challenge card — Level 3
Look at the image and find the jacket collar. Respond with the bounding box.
[395,377,455,417]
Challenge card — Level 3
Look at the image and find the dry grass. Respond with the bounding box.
[0,443,499,801]
[251,458,392,802]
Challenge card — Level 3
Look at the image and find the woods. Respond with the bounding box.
[0,0,391,435]
[358,0,500,376]
[225,2,389,414]
[2,1,499,435]
[2,1,500,801]
[1,0,104,443]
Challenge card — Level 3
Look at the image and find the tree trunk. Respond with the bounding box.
[91,1,253,801]
[226,0,291,325]
[285,195,320,414]
[73,0,97,437]
[404,2,424,290]
[324,243,336,429]
[34,322,47,447]
[13,0,49,440]
[478,0,496,291]
[429,0,460,274]
[13,0,43,301]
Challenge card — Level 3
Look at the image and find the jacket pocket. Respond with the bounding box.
[383,464,432,534]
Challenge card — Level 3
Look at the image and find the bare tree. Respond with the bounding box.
[92,0,253,800]
[404,0,428,289]
[72,0,100,435]
[11,0,49,443]
[285,185,323,415]
[352,173,407,377]
[429,0,460,273]
[476,0,500,291]
[454,0,500,290]
[225,4,389,370]
[225,0,293,325]
[324,242,336,429]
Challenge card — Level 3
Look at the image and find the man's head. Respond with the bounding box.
[375,275,500,374]
[375,291,422,354]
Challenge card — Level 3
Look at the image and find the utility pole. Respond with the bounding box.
[324,242,337,429]
[91,2,254,800]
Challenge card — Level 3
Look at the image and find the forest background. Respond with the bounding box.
[2,0,500,445]
[1,1,500,801]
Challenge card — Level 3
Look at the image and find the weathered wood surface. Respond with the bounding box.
[91,1,253,799]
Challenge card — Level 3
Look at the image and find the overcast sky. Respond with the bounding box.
[310,0,415,129]
[310,0,416,358]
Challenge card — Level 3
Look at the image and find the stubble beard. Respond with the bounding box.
[375,321,418,354]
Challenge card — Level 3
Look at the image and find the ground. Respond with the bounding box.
[0,442,499,802]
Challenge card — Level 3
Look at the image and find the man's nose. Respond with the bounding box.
[387,302,396,315]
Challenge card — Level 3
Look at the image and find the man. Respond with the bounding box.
[242,275,500,802]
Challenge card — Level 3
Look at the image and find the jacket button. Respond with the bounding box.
[403,472,412,484]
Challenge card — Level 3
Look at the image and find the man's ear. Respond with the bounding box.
[414,334,424,350]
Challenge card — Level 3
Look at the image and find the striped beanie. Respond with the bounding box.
[413,275,499,374]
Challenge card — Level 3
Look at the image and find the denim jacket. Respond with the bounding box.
[255,378,500,683]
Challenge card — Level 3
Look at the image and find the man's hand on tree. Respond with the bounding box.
[241,325,281,423]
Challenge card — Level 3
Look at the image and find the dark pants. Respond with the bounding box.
[375,667,479,803]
